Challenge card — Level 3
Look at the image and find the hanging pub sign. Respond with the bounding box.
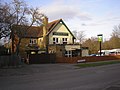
[97,34,103,42]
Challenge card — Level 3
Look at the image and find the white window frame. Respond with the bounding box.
[30,39,37,44]
[53,37,58,44]
[65,50,72,57]
[62,38,67,44]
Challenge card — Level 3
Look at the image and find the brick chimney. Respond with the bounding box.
[42,16,48,36]
[42,16,48,52]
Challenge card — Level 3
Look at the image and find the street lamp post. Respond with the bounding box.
[97,34,103,56]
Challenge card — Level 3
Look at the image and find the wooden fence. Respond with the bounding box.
[29,54,56,64]
[0,54,21,67]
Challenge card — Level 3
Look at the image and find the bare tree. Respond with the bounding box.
[72,30,86,45]
[0,2,12,39]
[77,31,85,44]
[109,35,120,49]
[0,0,44,55]
[82,37,99,54]
[112,24,120,38]
[109,24,120,49]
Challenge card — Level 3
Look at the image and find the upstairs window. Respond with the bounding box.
[62,38,67,44]
[30,39,37,44]
[53,38,58,44]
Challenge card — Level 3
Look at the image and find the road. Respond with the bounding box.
[0,63,120,90]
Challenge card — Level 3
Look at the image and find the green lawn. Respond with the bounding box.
[76,60,120,68]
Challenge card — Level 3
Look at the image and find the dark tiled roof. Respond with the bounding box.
[14,25,43,38]
[24,26,43,38]
[15,19,61,38]
[15,19,75,39]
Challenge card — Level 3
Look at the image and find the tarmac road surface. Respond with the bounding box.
[0,63,120,90]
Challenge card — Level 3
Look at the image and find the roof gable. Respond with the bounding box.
[47,19,76,39]
[47,19,61,32]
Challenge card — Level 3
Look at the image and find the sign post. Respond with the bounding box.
[97,34,103,56]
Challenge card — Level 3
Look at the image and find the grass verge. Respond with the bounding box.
[75,60,120,68]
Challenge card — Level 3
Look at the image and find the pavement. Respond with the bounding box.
[0,63,120,90]
[102,79,120,90]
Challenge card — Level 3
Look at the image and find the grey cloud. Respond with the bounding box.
[76,13,92,21]
[40,2,92,21]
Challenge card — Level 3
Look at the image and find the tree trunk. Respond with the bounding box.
[16,37,21,55]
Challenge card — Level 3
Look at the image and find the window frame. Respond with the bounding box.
[53,37,58,44]
[65,50,72,57]
[30,39,37,44]
[62,38,67,44]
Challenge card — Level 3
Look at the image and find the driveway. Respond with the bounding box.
[0,63,120,90]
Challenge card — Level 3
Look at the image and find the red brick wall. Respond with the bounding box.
[56,55,120,63]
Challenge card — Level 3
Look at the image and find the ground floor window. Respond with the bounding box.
[64,49,81,57]
[65,50,72,57]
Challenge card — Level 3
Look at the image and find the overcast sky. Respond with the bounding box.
[3,0,120,40]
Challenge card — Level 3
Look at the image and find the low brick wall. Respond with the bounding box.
[56,55,120,63]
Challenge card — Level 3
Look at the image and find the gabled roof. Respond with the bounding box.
[16,19,75,39]
[47,19,61,32]
[47,19,76,39]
